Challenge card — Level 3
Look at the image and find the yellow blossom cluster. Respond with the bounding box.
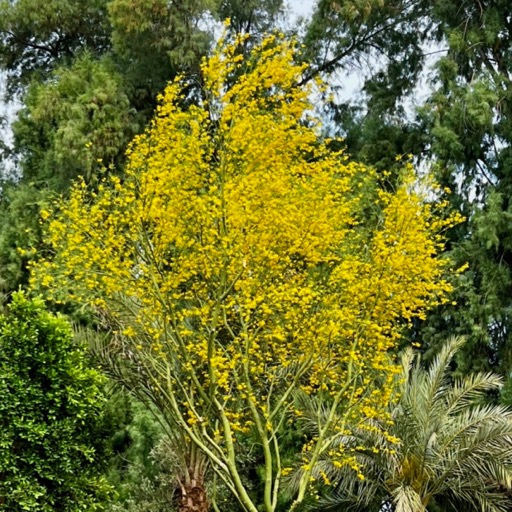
[31,31,457,512]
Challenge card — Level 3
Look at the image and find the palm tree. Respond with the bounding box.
[296,337,512,512]
[78,326,211,512]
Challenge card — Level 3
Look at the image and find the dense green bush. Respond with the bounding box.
[0,292,111,511]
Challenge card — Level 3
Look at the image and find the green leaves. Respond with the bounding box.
[13,54,138,189]
[108,0,213,100]
[0,292,111,511]
[0,0,111,93]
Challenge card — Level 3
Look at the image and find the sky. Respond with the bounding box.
[0,72,17,174]
[288,0,315,21]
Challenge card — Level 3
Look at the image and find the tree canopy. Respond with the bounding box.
[31,32,459,512]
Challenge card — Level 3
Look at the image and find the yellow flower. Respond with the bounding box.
[30,31,460,510]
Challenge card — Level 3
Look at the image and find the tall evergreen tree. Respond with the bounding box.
[417,0,512,376]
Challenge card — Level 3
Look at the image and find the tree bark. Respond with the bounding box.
[177,472,209,512]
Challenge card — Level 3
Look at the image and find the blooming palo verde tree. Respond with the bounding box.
[31,31,460,512]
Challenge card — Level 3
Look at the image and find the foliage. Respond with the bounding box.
[410,0,512,376]
[12,54,138,190]
[0,183,51,293]
[305,337,512,512]
[299,0,432,176]
[0,292,111,511]
[0,0,292,296]
[107,0,215,106]
[0,0,112,93]
[302,0,429,86]
[104,395,177,512]
[218,0,284,42]
[32,32,457,511]
[101,389,214,512]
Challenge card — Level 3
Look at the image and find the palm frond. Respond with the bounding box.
[444,371,503,414]
[392,485,426,512]
[308,337,512,511]
[425,336,466,405]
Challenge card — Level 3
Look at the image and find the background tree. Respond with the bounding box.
[13,55,138,189]
[32,33,457,512]
[103,394,191,512]
[415,0,512,378]
[298,0,431,177]
[0,0,112,93]
[0,292,111,511]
